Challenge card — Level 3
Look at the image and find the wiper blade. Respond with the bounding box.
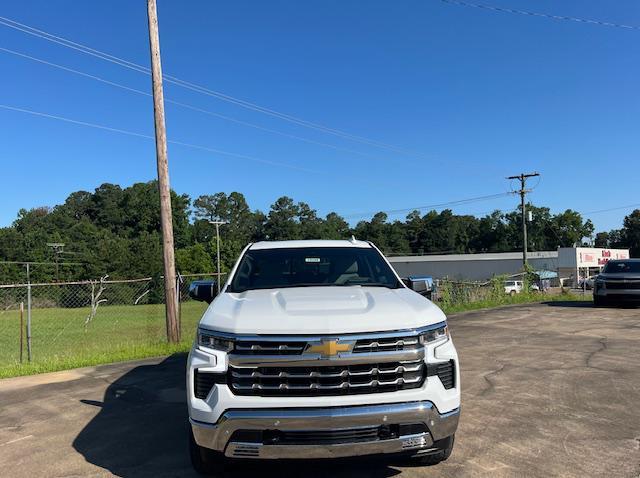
[338,282,397,288]
[231,283,333,292]
[230,282,400,292]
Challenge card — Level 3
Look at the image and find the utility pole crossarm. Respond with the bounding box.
[506,172,540,268]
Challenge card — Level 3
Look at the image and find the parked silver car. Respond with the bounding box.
[593,259,640,306]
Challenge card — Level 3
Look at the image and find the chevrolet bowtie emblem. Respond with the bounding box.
[306,339,352,357]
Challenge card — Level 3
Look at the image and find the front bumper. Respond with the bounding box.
[191,401,459,459]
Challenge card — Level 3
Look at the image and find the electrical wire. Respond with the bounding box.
[0,14,503,174]
[0,104,316,173]
[344,191,516,219]
[0,15,413,150]
[581,204,640,215]
[0,46,388,162]
[437,0,640,31]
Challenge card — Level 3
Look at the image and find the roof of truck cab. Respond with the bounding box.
[249,239,372,250]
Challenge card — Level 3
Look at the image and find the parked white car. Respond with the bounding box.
[186,239,460,473]
[504,280,523,295]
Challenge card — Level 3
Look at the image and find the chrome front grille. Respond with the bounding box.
[234,341,306,355]
[229,359,425,396]
[225,325,447,358]
[353,336,421,353]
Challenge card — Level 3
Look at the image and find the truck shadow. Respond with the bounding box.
[72,354,402,477]
[543,300,595,308]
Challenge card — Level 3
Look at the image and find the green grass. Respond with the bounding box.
[440,290,589,314]
[0,301,207,379]
[0,291,590,379]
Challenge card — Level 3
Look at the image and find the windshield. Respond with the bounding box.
[602,261,640,274]
[227,247,401,292]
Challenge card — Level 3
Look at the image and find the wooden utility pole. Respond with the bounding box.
[507,172,540,268]
[147,0,179,343]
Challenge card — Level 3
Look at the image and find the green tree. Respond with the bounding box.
[176,244,213,274]
[552,210,594,247]
[620,209,640,257]
[594,231,610,248]
[264,196,301,240]
[322,212,350,239]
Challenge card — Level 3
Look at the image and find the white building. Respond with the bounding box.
[557,247,630,286]
[387,247,631,285]
[387,251,558,281]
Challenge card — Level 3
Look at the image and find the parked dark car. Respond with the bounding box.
[593,259,640,307]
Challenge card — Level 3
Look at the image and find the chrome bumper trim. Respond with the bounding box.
[225,432,432,459]
[190,401,460,460]
[228,348,425,367]
[200,322,447,342]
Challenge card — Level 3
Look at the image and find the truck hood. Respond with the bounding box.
[199,286,447,335]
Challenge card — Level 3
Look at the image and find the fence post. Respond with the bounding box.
[176,272,183,333]
[26,264,32,362]
[19,302,24,364]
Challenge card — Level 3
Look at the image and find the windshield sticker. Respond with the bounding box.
[305,257,321,263]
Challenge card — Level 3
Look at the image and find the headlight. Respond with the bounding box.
[419,324,449,344]
[198,328,234,352]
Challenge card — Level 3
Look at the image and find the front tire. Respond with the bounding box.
[189,428,225,475]
[412,434,455,466]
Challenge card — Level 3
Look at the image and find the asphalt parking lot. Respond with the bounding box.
[0,301,639,478]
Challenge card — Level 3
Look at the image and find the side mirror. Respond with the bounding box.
[188,280,217,303]
[403,276,433,298]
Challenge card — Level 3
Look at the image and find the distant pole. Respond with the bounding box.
[46,243,65,281]
[209,221,228,293]
[507,172,540,268]
[19,302,24,364]
[147,0,179,343]
[26,263,32,362]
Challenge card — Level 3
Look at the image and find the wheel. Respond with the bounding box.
[509,290,516,297]
[412,434,455,466]
[189,428,225,475]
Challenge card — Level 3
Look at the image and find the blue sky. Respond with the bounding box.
[0,0,638,232]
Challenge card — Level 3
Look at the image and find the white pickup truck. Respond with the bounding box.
[186,239,460,473]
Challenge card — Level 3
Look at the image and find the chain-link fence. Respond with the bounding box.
[0,273,225,377]
[433,274,552,311]
[433,279,500,308]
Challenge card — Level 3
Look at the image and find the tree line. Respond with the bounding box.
[0,181,637,284]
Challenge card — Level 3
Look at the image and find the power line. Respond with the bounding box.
[0,260,84,266]
[0,104,316,173]
[582,203,640,215]
[0,46,387,163]
[344,191,515,219]
[437,0,640,31]
[464,206,518,217]
[0,14,502,174]
[0,15,411,149]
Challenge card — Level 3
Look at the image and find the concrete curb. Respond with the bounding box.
[0,356,173,391]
